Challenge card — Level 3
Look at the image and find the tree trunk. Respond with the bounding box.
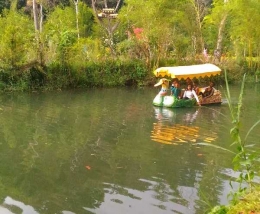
[104,0,107,8]
[32,0,39,32]
[216,13,227,52]
[40,4,43,33]
[74,0,80,39]
[91,0,122,57]
[190,0,205,54]
[215,0,229,63]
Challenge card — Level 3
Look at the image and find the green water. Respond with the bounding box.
[0,84,259,214]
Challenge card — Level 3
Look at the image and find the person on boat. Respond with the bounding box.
[170,79,177,90]
[154,78,169,96]
[182,84,201,106]
[170,80,181,99]
[193,79,200,95]
[199,81,215,99]
[186,77,194,88]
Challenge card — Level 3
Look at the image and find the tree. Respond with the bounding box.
[202,0,232,63]
[0,0,11,13]
[74,0,80,39]
[44,6,77,64]
[44,3,94,64]
[0,8,34,70]
[215,0,229,62]
[189,0,210,54]
[229,0,260,67]
[118,0,175,67]
[91,0,122,57]
[203,0,260,69]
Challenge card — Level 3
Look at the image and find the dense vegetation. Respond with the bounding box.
[0,0,259,91]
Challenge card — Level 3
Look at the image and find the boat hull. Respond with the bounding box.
[153,90,222,108]
[153,95,196,108]
[198,90,222,105]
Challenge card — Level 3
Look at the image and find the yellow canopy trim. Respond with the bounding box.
[153,63,221,79]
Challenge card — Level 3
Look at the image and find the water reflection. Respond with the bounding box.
[151,107,218,145]
[84,178,198,214]
[1,196,38,214]
[0,86,259,214]
[1,196,76,214]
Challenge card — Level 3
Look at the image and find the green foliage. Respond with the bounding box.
[0,59,147,91]
[80,60,148,87]
[43,59,147,90]
[44,6,77,62]
[69,37,104,63]
[208,205,228,214]
[0,0,260,91]
[0,0,10,13]
[203,0,260,69]
[229,0,260,55]
[202,0,231,53]
[0,9,34,69]
[224,70,260,205]
[44,3,95,65]
[77,2,94,37]
[204,70,260,213]
[118,0,213,66]
[58,30,77,65]
[0,70,30,91]
[118,0,185,67]
[227,188,260,214]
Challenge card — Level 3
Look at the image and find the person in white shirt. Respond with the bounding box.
[182,84,201,106]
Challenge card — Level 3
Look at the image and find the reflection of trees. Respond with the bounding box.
[149,106,232,211]
[0,90,233,213]
[0,91,117,213]
[0,89,155,213]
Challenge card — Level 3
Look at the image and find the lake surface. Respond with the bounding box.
[0,84,259,214]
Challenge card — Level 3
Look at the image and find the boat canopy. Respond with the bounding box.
[153,63,221,79]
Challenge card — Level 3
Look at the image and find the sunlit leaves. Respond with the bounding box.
[118,0,206,65]
[43,3,95,64]
[0,9,34,69]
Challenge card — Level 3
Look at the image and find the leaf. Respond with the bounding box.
[244,120,260,144]
[224,69,234,119]
[236,74,246,120]
[236,146,242,152]
[230,127,239,135]
[248,153,257,161]
[249,171,255,180]
[240,159,252,166]
[244,144,256,148]
[196,142,236,154]
[232,153,241,163]
[230,140,238,147]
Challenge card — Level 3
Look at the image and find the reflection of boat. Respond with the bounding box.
[151,107,217,145]
[153,63,222,107]
[151,123,200,144]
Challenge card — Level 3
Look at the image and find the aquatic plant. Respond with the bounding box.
[198,70,260,213]
[224,71,260,202]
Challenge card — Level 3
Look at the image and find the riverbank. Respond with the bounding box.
[210,188,260,214]
[0,59,258,92]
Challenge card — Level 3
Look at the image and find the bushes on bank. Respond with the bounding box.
[0,60,148,91]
